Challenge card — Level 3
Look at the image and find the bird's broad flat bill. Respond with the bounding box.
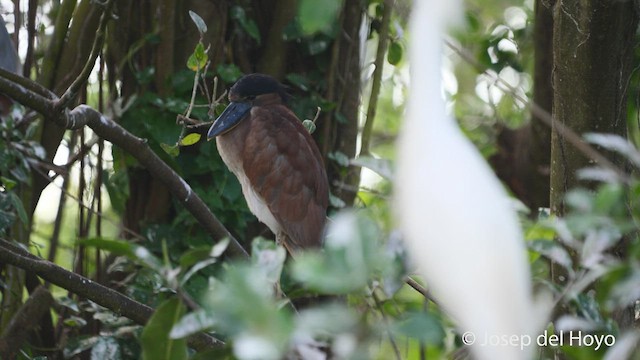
[207,101,252,138]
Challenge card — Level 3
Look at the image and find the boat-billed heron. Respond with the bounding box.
[207,73,329,254]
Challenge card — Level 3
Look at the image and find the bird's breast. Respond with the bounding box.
[215,121,282,235]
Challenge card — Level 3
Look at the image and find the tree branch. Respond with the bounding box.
[55,0,114,110]
[0,286,53,357]
[0,238,223,351]
[0,71,248,258]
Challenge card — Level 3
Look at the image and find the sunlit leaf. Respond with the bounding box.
[141,298,188,360]
[187,42,208,71]
[179,133,202,146]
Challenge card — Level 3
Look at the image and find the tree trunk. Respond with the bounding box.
[550,0,639,328]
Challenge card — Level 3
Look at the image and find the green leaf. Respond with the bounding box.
[393,311,445,345]
[298,0,342,35]
[170,309,217,339]
[189,10,208,34]
[187,42,208,71]
[528,239,574,275]
[141,298,188,360]
[91,337,121,360]
[230,6,261,43]
[1,176,17,190]
[328,151,350,167]
[8,192,28,226]
[81,238,163,272]
[160,142,180,158]
[179,133,202,146]
[179,246,214,269]
[216,64,243,83]
[302,119,316,134]
[387,40,403,65]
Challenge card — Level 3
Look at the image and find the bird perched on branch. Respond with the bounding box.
[207,73,329,255]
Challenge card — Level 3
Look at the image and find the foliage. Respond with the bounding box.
[0,106,43,232]
[2,0,640,359]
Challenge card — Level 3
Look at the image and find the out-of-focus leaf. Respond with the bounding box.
[393,311,445,345]
[141,298,188,360]
[251,237,286,285]
[8,192,27,226]
[64,316,88,328]
[211,238,230,258]
[160,142,180,157]
[350,156,394,180]
[230,6,261,43]
[298,0,341,35]
[328,151,349,167]
[217,64,243,83]
[607,266,640,310]
[1,176,16,190]
[82,238,163,272]
[528,239,574,276]
[584,133,640,168]
[295,304,357,336]
[329,193,346,209]
[170,309,217,339]
[189,10,208,34]
[387,40,403,65]
[293,211,390,293]
[104,170,129,214]
[91,337,121,360]
[180,258,218,286]
[179,246,213,268]
[64,336,100,358]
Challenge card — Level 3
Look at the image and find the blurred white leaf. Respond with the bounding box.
[350,156,394,180]
[584,133,640,168]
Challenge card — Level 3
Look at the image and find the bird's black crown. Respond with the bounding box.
[230,73,291,103]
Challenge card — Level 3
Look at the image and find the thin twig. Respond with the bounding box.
[405,276,438,305]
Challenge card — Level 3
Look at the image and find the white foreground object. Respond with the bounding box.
[396,1,537,359]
